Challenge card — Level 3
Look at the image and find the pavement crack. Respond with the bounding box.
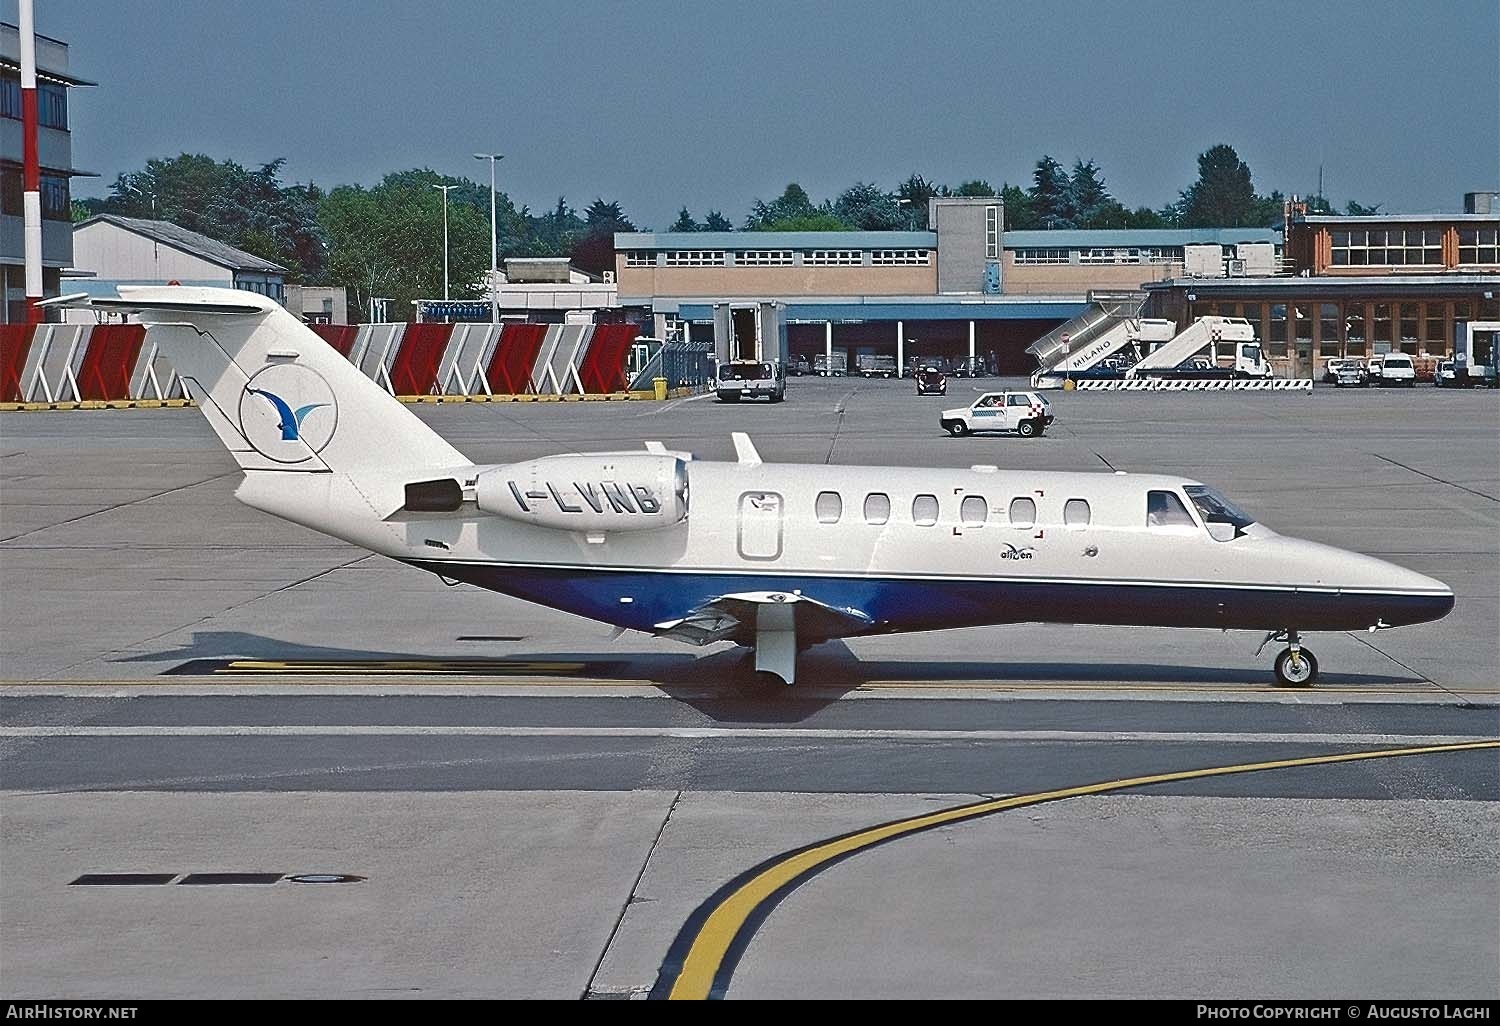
[1344,630,1471,707]
[583,789,682,1000]
[823,386,858,464]
[1370,453,1499,503]
[0,470,241,544]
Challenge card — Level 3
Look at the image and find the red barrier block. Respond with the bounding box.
[311,324,358,358]
[0,324,35,402]
[76,325,147,401]
[485,323,546,394]
[578,324,638,393]
[389,322,452,396]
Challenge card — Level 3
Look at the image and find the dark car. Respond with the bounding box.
[950,357,986,378]
[915,366,947,396]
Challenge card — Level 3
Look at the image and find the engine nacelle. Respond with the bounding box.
[475,453,688,533]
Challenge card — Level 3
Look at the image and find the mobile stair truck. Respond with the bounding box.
[1127,316,1272,380]
[713,300,789,402]
[1453,320,1500,387]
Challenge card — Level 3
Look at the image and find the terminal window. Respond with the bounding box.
[871,250,930,265]
[1330,228,1442,266]
[1458,227,1499,265]
[1013,248,1069,265]
[736,250,794,266]
[805,250,863,265]
[985,206,1000,260]
[664,250,726,267]
[625,251,656,267]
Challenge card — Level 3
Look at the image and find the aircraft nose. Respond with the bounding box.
[1370,557,1455,626]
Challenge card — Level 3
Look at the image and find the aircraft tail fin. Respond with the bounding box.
[45,287,467,483]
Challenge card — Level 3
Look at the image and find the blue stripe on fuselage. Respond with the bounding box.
[403,561,1453,636]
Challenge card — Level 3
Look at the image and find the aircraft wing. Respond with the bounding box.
[653,590,873,646]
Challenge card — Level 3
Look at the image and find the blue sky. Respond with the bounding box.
[32,0,1500,227]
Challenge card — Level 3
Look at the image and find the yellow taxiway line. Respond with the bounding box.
[653,739,1500,1000]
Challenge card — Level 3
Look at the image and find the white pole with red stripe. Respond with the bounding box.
[19,0,43,324]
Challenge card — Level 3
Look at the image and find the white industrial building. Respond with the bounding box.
[67,214,285,321]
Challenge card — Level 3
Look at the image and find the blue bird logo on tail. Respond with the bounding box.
[247,388,328,441]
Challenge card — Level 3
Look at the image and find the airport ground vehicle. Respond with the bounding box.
[951,357,987,378]
[1434,359,1456,387]
[813,352,847,376]
[940,391,1053,438]
[1129,342,1271,381]
[857,354,897,378]
[1324,358,1369,388]
[716,360,785,402]
[788,356,811,376]
[915,366,947,396]
[1453,321,1499,387]
[1368,354,1416,387]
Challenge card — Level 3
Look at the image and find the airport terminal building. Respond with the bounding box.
[615,199,1281,373]
[1143,202,1500,377]
[615,195,1499,377]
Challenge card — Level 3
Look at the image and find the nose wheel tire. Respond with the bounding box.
[1274,646,1318,687]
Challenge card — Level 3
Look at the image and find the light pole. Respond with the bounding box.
[473,153,504,322]
[432,183,457,302]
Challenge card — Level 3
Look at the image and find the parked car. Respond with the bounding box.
[940,391,1053,438]
[787,356,811,376]
[950,357,987,378]
[1434,359,1456,388]
[915,365,947,396]
[1325,358,1368,388]
[1371,353,1416,387]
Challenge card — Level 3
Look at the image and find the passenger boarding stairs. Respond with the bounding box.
[1129,316,1255,374]
[1026,292,1140,372]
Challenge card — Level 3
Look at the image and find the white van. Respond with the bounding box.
[1370,354,1416,387]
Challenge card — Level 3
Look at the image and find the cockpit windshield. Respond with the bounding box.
[1183,485,1256,536]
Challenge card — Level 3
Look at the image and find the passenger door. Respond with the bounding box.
[970,397,1006,431]
[737,491,784,561]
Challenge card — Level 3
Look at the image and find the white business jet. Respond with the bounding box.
[43,287,1454,687]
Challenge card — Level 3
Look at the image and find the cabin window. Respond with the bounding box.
[1008,497,1036,528]
[1146,490,1195,528]
[912,494,939,526]
[864,493,891,525]
[815,491,842,524]
[960,495,988,526]
[1064,498,1091,527]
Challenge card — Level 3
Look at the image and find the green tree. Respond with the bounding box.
[98,154,328,281]
[1030,156,1074,229]
[1344,200,1383,216]
[756,213,849,232]
[70,199,91,223]
[745,183,819,229]
[318,169,489,322]
[1177,144,1261,227]
[703,210,734,231]
[1069,159,1114,226]
[1000,183,1038,229]
[670,207,702,232]
[896,174,941,228]
[953,180,997,197]
[833,181,904,230]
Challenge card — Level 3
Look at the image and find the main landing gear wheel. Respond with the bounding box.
[1274,646,1319,687]
[1017,419,1037,438]
[948,421,968,437]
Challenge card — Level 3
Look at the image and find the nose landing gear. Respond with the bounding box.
[1258,629,1319,687]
